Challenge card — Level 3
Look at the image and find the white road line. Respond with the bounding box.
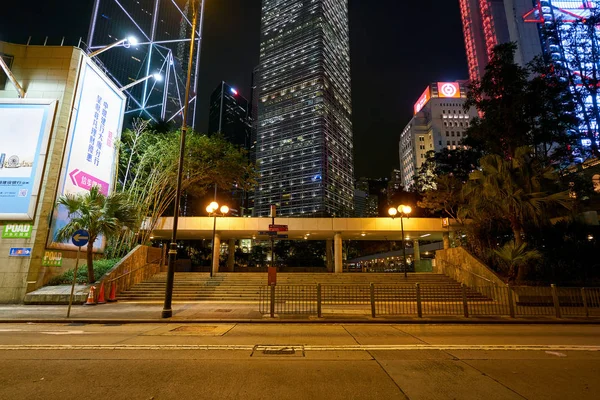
[0,344,598,351]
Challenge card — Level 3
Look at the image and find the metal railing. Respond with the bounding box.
[258,283,600,319]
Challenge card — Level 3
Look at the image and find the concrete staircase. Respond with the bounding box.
[117,272,489,302]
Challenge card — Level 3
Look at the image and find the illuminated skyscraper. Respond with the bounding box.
[87,0,204,127]
[208,81,251,148]
[254,0,354,217]
[459,0,542,81]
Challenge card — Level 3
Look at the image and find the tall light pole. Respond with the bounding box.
[162,0,199,319]
[388,205,412,278]
[207,202,229,277]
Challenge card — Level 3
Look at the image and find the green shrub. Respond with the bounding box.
[46,258,120,285]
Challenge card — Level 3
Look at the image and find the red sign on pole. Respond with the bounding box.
[269,224,288,232]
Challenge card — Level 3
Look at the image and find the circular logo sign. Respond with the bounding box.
[440,83,458,98]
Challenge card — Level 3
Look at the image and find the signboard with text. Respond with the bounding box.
[2,223,33,238]
[269,224,288,232]
[42,251,63,266]
[413,87,431,114]
[0,100,57,220]
[48,56,126,252]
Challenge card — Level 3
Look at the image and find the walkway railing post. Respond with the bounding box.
[507,284,515,318]
[416,283,422,318]
[581,288,589,318]
[317,283,322,318]
[270,284,275,318]
[551,284,561,319]
[370,283,376,318]
[461,283,469,318]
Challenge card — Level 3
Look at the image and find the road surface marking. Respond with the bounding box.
[0,344,598,351]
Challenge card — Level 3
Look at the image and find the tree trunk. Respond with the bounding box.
[86,240,95,284]
[516,263,528,283]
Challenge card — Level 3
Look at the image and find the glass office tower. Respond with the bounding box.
[87,0,204,127]
[254,0,354,217]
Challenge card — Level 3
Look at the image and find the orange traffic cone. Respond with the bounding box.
[97,282,106,304]
[107,281,117,302]
[84,286,97,306]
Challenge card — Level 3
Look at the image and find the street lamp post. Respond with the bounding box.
[388,205,412,278]
[162,0,199,318]
[207,202,229,277]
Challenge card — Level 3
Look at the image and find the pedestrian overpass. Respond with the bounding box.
[149,217,454,274]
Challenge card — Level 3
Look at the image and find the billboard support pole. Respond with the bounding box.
[162,0,199,319]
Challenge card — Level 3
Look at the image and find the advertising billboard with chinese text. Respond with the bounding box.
[437,82,461,98]
[413,87,431,114]
[0,99,57,220]
[48,56,126,251]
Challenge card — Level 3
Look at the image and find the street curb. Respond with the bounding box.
[1,318,599,325]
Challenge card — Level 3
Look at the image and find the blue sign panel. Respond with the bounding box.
[0,101,57,220]
[71,229,90,247]
[9,247,32,257]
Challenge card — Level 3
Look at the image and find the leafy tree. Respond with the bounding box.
[55,186,138,283]
[493,241,542,283]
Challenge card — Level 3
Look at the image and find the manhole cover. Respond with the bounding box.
[171,326,217,333]
[162,324,235,336]
[214,309,232,313]
[252,345,305,357]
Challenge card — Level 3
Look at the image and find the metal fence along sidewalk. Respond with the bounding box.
[259,283,600,318]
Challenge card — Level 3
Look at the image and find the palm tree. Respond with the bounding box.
[494,240,542,283]
[55,186,139,283]
[463,146,572,247]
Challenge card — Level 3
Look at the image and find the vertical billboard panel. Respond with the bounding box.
[0,99,57,220]
[48,56,126,251]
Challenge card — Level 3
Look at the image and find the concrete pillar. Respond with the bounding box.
[227,239,235,272]
[443,232,450,249]
[413,239,421,262]
[334,233,343,274]
[325,239,333,272]
[212,233,221,275]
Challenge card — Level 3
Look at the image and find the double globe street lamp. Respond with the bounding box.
[388,205,412,278]
[207,202,229,277]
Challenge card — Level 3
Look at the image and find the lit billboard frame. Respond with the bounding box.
[0,99,58,220]
[437,82,461,98]
[48,55,126,252]
[414,87,431,114]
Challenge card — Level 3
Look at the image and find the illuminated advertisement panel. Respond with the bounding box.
[414,87,431,114]
[48,56,126,251]
[0,99,57,220]
[437,82,461,98]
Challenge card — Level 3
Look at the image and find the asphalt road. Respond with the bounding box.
[0,324,599,399]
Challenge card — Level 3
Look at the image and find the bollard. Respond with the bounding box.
[370,283,376,318]
[551,284,561,319]
[461,283,469,318]
[416,283,422,318]
[317,283,322,318]
[270,284,275,318]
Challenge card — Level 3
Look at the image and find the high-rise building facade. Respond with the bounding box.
[208,81,251,148]
[399,82,478,188]
[254,0,354,217]
[87,0,204,127]
[459,0,542,81]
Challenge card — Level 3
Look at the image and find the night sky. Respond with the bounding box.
[0,0,468,178]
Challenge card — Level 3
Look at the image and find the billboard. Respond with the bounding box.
[48,56,126,251]
[437,82,461,98]
[414,87,431,114]
[0,99,57,220]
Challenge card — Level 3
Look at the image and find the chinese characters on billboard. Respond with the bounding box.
[0,100,57,220]
[48,56,126,251]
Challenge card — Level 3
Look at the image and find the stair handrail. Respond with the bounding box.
[107,257,163,283]
[440,259,496,285]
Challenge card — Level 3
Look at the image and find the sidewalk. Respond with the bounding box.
[1,302,599,324]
